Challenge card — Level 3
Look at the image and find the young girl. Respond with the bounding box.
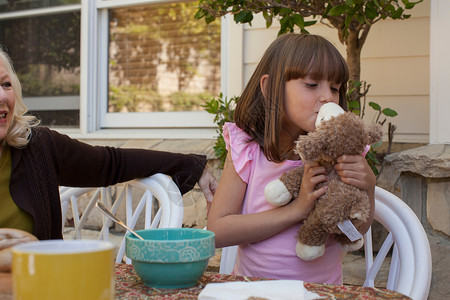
[207,33,376,284]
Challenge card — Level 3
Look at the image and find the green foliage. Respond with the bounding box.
[196,0,423,37]
[346,80,398,175]
[201,93,238,169]
[109,85,212,113]
[19,69,80,97]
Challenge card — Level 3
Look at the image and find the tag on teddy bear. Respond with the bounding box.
[337,220,363,242]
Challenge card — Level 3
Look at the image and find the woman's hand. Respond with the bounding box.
[198,165,218,210]
[334,155,375,192]
[0,229,38,273]
[289,162,328,221]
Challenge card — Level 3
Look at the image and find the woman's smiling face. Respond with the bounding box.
[0,59,16,143]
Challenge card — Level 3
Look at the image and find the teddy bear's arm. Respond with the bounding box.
[264,166,304,207]
[279,167,305,199]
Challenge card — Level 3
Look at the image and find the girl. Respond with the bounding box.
[207,33,375,284]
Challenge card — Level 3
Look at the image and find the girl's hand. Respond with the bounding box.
[334,155,376,193]
[335,154,376,234]
[290,162,328,220]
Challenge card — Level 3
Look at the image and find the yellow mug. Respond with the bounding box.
[12,240,115,300]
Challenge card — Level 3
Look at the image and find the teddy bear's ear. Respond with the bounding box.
[365,123,383,146]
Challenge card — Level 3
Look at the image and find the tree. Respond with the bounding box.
[196,0,423,109]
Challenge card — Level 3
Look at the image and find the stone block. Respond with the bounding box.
[386,144,450,178]
[398,174,425,222]
[427,181,450,236]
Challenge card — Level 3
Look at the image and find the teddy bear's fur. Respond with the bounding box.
[264,103,383,261]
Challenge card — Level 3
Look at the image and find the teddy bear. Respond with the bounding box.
[264,102,383,261]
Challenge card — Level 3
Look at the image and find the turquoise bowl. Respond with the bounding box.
[125,228,215,289]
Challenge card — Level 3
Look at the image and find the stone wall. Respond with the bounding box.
[386,144,450,299]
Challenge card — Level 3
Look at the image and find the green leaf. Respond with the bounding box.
[205,15,216,24]
[194,9,206,20]
[348,100,360,110]
[345,13,353,27]
[328,4,348,16]
[369,102,381,111]
[304,20,317,27]
[291,14,305,28]
[382,108,398,117]
[391,7,404,19]
[263,10,273,28]
[372,140,383,148]
[234,11,253,23]
[365,4,378,20]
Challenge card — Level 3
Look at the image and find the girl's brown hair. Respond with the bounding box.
[234,33,349,162]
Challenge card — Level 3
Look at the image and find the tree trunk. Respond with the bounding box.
[344,30,362,105]
[345,30,361,83]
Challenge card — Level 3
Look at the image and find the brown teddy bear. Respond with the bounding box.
[264,103,383,261]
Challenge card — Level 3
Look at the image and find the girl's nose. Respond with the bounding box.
[319,88,333,103]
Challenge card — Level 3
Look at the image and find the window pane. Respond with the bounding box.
[108,1,221,113]
[0,0,80,13]
[0,12,80,127]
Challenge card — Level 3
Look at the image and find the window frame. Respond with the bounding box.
[0,0,244,139]
[0,4,82,127]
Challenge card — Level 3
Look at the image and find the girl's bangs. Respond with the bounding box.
[285,38,348,84]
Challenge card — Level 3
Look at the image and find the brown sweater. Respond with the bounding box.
[9,127,206,240]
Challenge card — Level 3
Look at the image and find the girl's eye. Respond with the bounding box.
[305,83,317,88]
[331,87,339,93]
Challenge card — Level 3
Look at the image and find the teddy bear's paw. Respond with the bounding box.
[264,179,292,207]
[350,213,362,220]
[295,242,325,261]
[341,238,364,252]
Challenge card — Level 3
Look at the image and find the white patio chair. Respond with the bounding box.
[218,186,432,300]
[59,173,184,263]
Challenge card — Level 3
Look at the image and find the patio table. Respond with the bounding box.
[115,263,411,299]
[0,263,411,299]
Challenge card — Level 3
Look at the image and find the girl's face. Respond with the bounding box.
[283,76,341,137]
[0,60,15,143]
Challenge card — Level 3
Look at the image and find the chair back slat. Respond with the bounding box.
[59,174,184,263]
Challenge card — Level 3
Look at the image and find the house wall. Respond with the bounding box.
[237,1,430,144]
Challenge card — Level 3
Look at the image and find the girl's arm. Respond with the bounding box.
[334,154,376,234]
[208,153,327,248]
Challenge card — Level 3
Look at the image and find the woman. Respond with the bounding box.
[0,47,217,240]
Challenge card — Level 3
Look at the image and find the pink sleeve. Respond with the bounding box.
[223,122,257,183]
[362,144,371,157]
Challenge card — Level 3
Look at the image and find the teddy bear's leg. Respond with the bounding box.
[341,238,364,251]
[295,211,329,261]
[335,233,364,251]
[264,167,304,207]
[295,241,325,261]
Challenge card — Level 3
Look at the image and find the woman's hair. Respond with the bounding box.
[0,47,40,148]
[234,33,349,162]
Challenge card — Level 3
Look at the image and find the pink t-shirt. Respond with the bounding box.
[223,122,343,284]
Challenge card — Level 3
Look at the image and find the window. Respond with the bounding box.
[0,2,81,127]
[0,0,224,136]
[0,0,79,12]
[100,0,221,129]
